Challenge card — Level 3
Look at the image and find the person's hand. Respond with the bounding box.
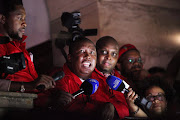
[99,102,115,120]
[57,90,74,106]
[35,74,56,90]
[125,88,138,106]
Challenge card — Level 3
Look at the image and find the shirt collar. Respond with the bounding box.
[0,34,27,42]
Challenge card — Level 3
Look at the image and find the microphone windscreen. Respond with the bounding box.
[106,75,125,92]
[81,79,99,95]
[52,71,65,81]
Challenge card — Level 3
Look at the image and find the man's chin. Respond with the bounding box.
[10,34,22,41]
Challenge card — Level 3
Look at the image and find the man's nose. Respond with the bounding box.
[85,52,91,59]
[22,20,27,28]
[105,54,111,60]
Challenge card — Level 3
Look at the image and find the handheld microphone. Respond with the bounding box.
[36,71,65,90]
[106,75,152,109]
[72,79,99,98]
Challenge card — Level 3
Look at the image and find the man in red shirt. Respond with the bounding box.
[42,38,104,119]
[116,44,149,94]
[0,0,55,92]
[91,36,129,120]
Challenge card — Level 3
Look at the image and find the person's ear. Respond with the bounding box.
[0,15,6,24]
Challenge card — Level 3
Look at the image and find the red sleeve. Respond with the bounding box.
[55,76,71,92]
[0,44,7,56]
[110,90,130,119]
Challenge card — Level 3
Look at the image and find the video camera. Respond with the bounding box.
[56,11,97,47]
[0,36,26,74]
[55,11,98,61]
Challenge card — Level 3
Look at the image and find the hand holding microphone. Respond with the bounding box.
[106,75,152,109]
[72,78,99,98]
[36,71,65,91]
[58,79,99,106]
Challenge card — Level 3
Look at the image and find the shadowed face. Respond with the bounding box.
[119,50,143,78]
[4,5,27,40]
[96,41,119,74]
[68,40,97,79]
[145,86,167,116]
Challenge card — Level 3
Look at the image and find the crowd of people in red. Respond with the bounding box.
[0,0,179,120]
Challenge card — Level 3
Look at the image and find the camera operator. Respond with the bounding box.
[0,0,55,92]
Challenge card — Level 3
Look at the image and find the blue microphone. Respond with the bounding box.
[106,75,152,109]
[72,79,99,98]
[106,75,129,93]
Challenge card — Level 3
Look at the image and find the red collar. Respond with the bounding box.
[63,63,83,86]
[0,34,27,42]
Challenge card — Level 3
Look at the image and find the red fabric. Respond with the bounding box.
[35,64,129,119]
[91,68,130,119]
[0,34,38,82]
[55,64,108,116]
[118,44,138,59]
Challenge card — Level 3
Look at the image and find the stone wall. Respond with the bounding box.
[98,0,180,69]
[46,0,180,69]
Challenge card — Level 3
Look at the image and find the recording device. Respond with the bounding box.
[55,11,98,49]
[0,36,26,74]
[0,52,26,74]
[106,75,152,109]
[72,79,99,98]
[61,12,97,43]
[36,71,65,91]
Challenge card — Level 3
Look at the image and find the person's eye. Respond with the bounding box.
[90,51,96,55]
[101,50,107,55]
[17,15,23,20]
[77,49,85,54]
[112,52,117,57]
[80,50,85,53]
[138,58,142,63]
[17,16,22,20]
[128,59,134,63]
[146,96,154,101]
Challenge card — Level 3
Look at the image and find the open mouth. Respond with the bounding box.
[20,28,25,34]
[82,61,91,68]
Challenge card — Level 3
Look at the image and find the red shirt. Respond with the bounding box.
[0,34,38,82]
[91,68,130,119]
[55,64,108,116]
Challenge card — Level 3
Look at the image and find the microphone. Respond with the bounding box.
[36,71,65,90]
[72,79,99,98]
[52,71,65,81]
[106,75,152,109]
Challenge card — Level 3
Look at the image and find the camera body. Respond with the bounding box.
[0,36,26,75]
[0,52,26,74]
[60,11,97,43]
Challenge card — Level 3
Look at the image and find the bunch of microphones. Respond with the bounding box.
[36,71,99,98]
[106,75,152,110]
[36,71,152,110]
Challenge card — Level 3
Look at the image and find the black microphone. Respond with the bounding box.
[36,71,65,90]
[72,79,99,98]
[106,75,152,109]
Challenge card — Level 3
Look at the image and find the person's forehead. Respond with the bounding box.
[146,86,165,95]
[124,50,140,58]
[76,40,95,49]
[98,42,119,51]
[11,5,26,15]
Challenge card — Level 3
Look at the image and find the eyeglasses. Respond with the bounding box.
[127,57,144,64]
[146,93,166,102]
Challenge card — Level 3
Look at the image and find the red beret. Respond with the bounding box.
[118,44,138,59]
